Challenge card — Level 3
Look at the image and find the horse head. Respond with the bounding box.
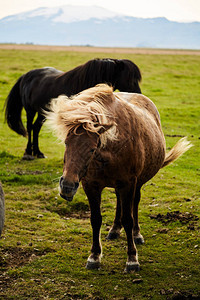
[59,129,100,201]
[114,59,142,93]
[45,84,117,201]
[60,122,114,201]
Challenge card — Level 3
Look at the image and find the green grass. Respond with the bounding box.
[0,47,200,299]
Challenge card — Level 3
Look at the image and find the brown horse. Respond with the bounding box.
[45,84,192,272]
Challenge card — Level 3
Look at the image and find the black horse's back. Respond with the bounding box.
[5,75,27,137]
[20,67,63,111]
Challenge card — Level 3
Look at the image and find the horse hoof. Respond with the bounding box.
[125,262,140,273]
[86,260,101,270]
[134,237,144,245]
[37,155,46,159]
[35,153,46,159]
[134,234,144,245]
[22,154,35,160]
[107,231,120,240]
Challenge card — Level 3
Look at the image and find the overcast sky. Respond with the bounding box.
[1,0,200,22]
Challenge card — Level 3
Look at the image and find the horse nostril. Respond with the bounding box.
[59,176,64,188]
[59,178,79,194]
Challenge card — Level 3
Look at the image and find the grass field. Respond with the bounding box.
[0,46,199,299]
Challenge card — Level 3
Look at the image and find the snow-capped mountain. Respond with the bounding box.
[0,5,200,49]
[4,5,123,23]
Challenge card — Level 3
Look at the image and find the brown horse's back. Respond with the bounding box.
[114,92,161,127]
[116,92,166,185]
[88,92,166,188]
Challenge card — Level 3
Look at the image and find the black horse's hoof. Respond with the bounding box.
[134,237,145,245]
[34,152,46,159]
[134,234,144,245]
[22,153,35,160]
[107,231,120,240]
[86,260,101,270]
[36,154,46,159]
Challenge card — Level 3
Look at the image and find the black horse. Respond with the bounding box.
[5,58,142,159]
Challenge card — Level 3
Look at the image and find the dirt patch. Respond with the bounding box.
[62,211,90,220]
[1,44,200,55]
[150,211,199,226]
[0,246,53,271]
[0,246,54,290]
[15,169,44,175]
[160,288,200,299]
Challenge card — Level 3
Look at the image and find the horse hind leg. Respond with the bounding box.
[23,112,35,160]
[118,179,140,272]
[33,113,46,158]
[107,186,144,244]
[133,187,144,245]
[107,190,122,240]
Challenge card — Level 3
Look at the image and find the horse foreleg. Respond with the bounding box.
[33,113,45,158]
[107,190,122,240]
[133,187,144,245]
[118,179,140,272]
[83,182,102,270]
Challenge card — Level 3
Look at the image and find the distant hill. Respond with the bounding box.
[0,5,200,49]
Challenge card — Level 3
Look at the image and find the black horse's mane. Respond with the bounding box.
[61,58,142,93]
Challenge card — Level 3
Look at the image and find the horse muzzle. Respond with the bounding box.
[59,177,79,201]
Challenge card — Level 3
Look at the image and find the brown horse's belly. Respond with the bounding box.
[87,129,166,189]
[137,142,165,186]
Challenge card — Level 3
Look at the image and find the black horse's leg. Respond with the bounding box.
[83,181,103,269]
[117,178,140,272]
[107,190,122,239]
[32,113,45,158]
[133,187,144,244]
[23,111,35,160]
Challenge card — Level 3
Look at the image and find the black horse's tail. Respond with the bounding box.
[4,76,27,137]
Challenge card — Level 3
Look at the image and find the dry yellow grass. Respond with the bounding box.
[0,43,200,55]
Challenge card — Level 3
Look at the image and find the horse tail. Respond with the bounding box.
[4,76,27,137]
[162,137,192,168]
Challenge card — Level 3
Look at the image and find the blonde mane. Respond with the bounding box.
[45,84,117,147]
